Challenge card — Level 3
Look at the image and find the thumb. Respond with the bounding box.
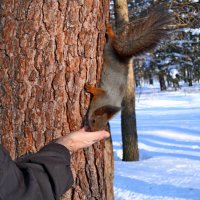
[89,130,110,142]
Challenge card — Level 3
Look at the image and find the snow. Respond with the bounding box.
[169,69,179,79]
[183,28,200,35]
[110,83,200,200]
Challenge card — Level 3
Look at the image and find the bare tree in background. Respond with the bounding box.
[114,0,139,161]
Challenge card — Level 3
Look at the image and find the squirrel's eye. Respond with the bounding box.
[92,119,96,123]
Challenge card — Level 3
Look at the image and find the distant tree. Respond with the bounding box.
[151,1,200,89]
[126,0,200,90]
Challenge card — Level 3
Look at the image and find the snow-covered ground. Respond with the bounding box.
[110,83,200,200]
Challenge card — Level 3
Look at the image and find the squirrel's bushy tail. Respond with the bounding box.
[111,4,173,57]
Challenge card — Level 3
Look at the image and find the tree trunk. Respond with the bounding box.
[159,72,167,91]
[0,1,114,200]
[149,74,154,85]
[188,67,193,87]
[188,78,193,86]
[114,0,139,161]
[121,64,139,161]
[114,0,129,28]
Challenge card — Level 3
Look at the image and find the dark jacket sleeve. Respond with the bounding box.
[0,143,74,200]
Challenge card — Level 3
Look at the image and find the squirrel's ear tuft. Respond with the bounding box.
[106,106,121,120]
[94,105,120,120]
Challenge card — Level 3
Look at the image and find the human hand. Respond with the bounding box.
[56,128,110,152]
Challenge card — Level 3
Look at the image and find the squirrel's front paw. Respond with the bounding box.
[106,23,115,40]
[85,84,105,97]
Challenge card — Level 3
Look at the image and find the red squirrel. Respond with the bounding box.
[86,4,173,131]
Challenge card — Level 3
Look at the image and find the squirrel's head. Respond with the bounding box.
[89,105,120,131]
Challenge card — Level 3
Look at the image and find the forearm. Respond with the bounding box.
[0,143,73,200]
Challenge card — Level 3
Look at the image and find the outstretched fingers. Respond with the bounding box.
[84,130,110,144]
[56,128,110,152]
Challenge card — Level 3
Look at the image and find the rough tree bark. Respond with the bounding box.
[0,1,114,200]
[114,0,139,161]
